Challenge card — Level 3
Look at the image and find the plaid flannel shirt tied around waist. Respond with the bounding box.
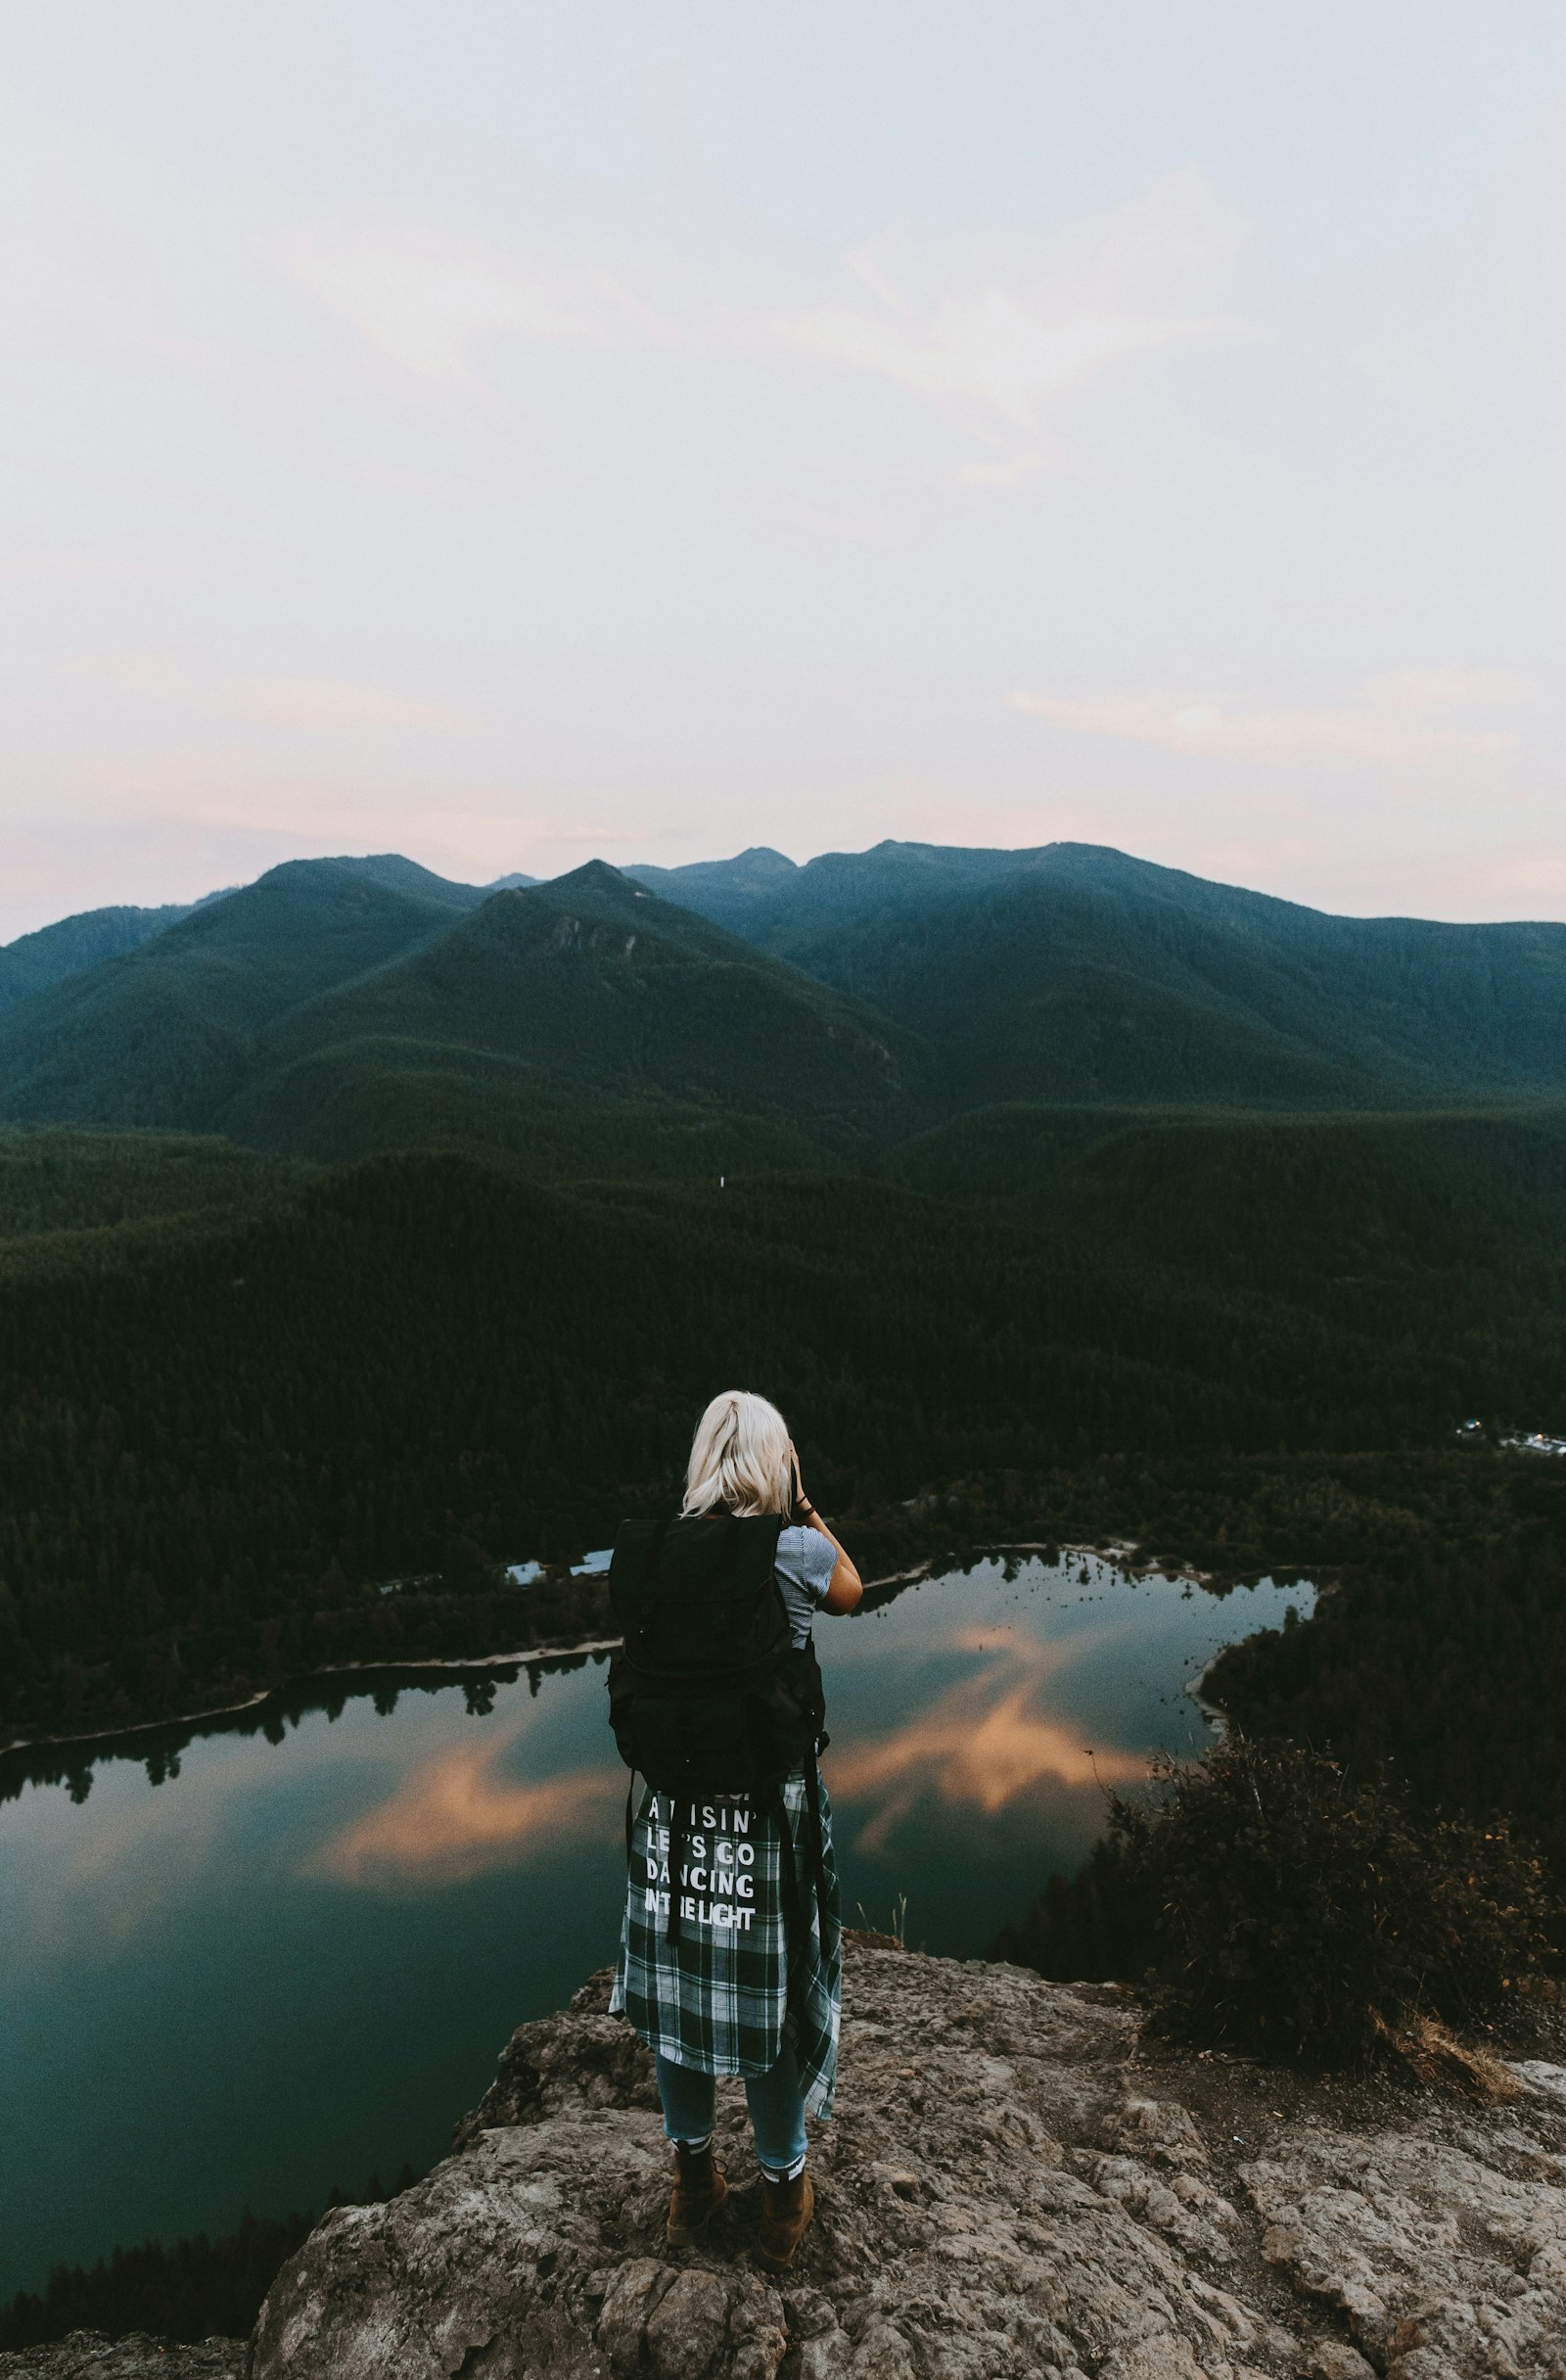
[609,1767,842,2121]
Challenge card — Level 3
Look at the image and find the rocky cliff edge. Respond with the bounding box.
[9,1941,1566,2380]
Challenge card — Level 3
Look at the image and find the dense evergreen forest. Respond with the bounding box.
[1211,1491,1566,1866]
[0,1126,302,1237]
[2,1112,1564,1760]
[0,898,198,1014]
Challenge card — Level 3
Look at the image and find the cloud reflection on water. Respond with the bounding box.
[308,1723,617,1889]
[825,1619,1148,1856]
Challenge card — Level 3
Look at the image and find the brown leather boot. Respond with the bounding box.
[667,2142,729,2246]
[755,2170,814,2271]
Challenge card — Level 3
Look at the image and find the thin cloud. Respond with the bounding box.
[769,293,1206,449]
[1370,667,1536,710]
[1011,686,1519,768]
[0,545,150,596]
[284,225,647,394]
[282,173,1254,477]
[103,656,471,736]
[761,173,1254,475]
[236,677,470,733]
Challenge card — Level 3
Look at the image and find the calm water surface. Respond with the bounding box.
[0,1552,1312,2294]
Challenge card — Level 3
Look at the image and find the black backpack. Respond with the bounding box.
[606,1509,830,1944]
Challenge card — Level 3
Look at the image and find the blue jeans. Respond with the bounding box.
[656,2042,808,2181]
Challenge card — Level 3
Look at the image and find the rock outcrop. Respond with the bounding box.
[244,1944,1566,2380]
[12,1943,1566,2380]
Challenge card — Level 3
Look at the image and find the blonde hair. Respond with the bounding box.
[682,1390,793,1518]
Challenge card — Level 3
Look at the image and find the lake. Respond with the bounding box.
[0,1551,1312,2298]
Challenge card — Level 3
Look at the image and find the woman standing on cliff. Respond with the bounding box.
[606,1389,862,2271]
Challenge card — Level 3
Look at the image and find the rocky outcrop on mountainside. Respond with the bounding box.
[13,1940,1566,2380]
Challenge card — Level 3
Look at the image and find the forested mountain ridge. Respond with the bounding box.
[639,838,1566,1110]
[4,839,1566,1156]
[622,845,798,932]
[315,854,489,911]
[0,854,494,1025]
[0,860,933,1170]
[214,860,935,1165]
[0,860,484,1130]
[0,899,201,1014]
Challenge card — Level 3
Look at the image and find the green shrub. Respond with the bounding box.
[998,1738,1559,2062]
[1122,1738,1557,2057]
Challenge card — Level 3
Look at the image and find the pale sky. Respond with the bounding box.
[5,2,1566,940]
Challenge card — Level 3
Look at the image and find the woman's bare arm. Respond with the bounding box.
[789,1445,862,1612]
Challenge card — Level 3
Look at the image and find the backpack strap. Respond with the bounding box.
[771,1778,803,2031]
[804,1752,828,1948]
[720,1511,745,1642]
[625,1520,670,1661]
[612,1517,670,1647]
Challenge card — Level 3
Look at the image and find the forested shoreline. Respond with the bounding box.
[4,1134,1564,1752]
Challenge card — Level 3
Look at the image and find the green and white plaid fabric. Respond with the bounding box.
[610,1766,842,2121]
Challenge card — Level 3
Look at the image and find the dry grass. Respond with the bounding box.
[1374,2013,1523,2101]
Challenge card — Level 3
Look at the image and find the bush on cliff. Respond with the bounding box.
[999,1737,1559,2062]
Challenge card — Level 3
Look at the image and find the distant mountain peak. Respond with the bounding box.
[537,859,641,901]
[629,845,795,872]
[728,846,796,872]
[254,854,485,911]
